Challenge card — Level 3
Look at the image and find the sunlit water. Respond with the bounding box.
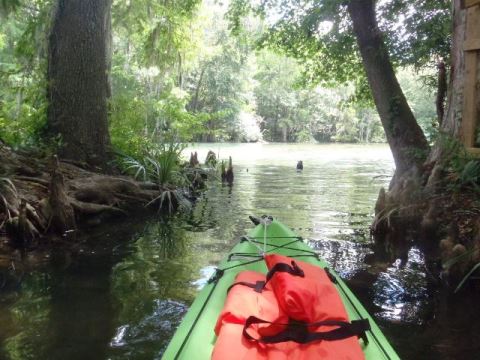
[1,143,480,360]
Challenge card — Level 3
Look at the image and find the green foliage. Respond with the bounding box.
[109,96,150,160]
[0,0,446,158]
[108,0,214,152]
[0,0,20,17]
[148,189,190,214]
[379,0,451,68]
[253,51,384,143]
[439,135,471,170]
[0,0,52,148]
[121,141,185,187]
[0,73,48,147]
[229,0,451,87]
[120,141,199,215]
[436,134,480,192]
[458,161,480,192]
[397,67,437,141]
[112,0,201,69]
[185,17,254,141]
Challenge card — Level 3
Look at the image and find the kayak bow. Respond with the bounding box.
[163,218,399,360]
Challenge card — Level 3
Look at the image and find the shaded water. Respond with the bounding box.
[1,143,480,360]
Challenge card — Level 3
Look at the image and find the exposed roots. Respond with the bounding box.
[0,144,178,249]
[70,199,128,216]
[372,163,480,289]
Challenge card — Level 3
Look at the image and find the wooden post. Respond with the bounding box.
[462,3,480,152]
[464,0,480,8]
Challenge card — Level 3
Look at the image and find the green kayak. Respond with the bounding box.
[163,217,399,360]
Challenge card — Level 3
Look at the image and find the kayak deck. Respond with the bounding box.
[162,219,399,360]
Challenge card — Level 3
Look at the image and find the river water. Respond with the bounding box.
[1,143,479,360]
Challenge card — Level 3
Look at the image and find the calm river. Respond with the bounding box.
[1,143,479,360]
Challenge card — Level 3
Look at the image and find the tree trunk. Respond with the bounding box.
[282,126,287,142]
[105,0,113,100]
[347,0,430,178]
[370,1,480,286]
[178,52,183,89]
[191,66,206,112]
[427,0,469,164]
[47,0,112,169]
[436,61,447,126]
[439,0,468,141]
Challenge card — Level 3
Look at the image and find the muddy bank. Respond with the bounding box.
[0,143,197,269]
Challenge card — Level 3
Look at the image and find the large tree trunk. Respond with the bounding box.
[438,0,470,143]
[369,0,480,287]
[425,1,480,284]
[47,0,112,169]
[347,0,430,178]
[426,1,467,167]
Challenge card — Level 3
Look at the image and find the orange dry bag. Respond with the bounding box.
[212,257,369,360]
[256,254,367,359]
[214,270,288,337]
[212,271,290,360]
[264,254,349,323]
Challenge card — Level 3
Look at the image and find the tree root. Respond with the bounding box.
[47,156,76,235]
[70,199,128,216]
[0,144,176,248]
[13,176,50,187]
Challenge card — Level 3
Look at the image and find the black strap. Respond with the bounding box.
[324,267,338,284]
[225,261,304,295]
[227,280,266,293]
[243,316,370,345]
[265,260,304,285]
[208,269,224,284]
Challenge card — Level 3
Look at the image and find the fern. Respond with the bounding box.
[458,160,480,191]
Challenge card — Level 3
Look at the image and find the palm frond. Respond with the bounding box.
[443,247,479,270]
[455,262,480,293]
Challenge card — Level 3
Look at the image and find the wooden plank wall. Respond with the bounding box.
[462,2,480,152]
[465,0,480,8]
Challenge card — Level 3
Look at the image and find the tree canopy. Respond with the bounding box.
[0,0,441,158]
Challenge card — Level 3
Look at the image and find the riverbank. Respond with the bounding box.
[372,160,480,290]
[0,143,195,269]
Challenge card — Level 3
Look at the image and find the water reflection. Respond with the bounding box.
[1,273,51,360]
[1,143,479,360]
[374,247,427,323]
[309,239,371,279]
[109,299,188,359]
[109,217,211,359]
